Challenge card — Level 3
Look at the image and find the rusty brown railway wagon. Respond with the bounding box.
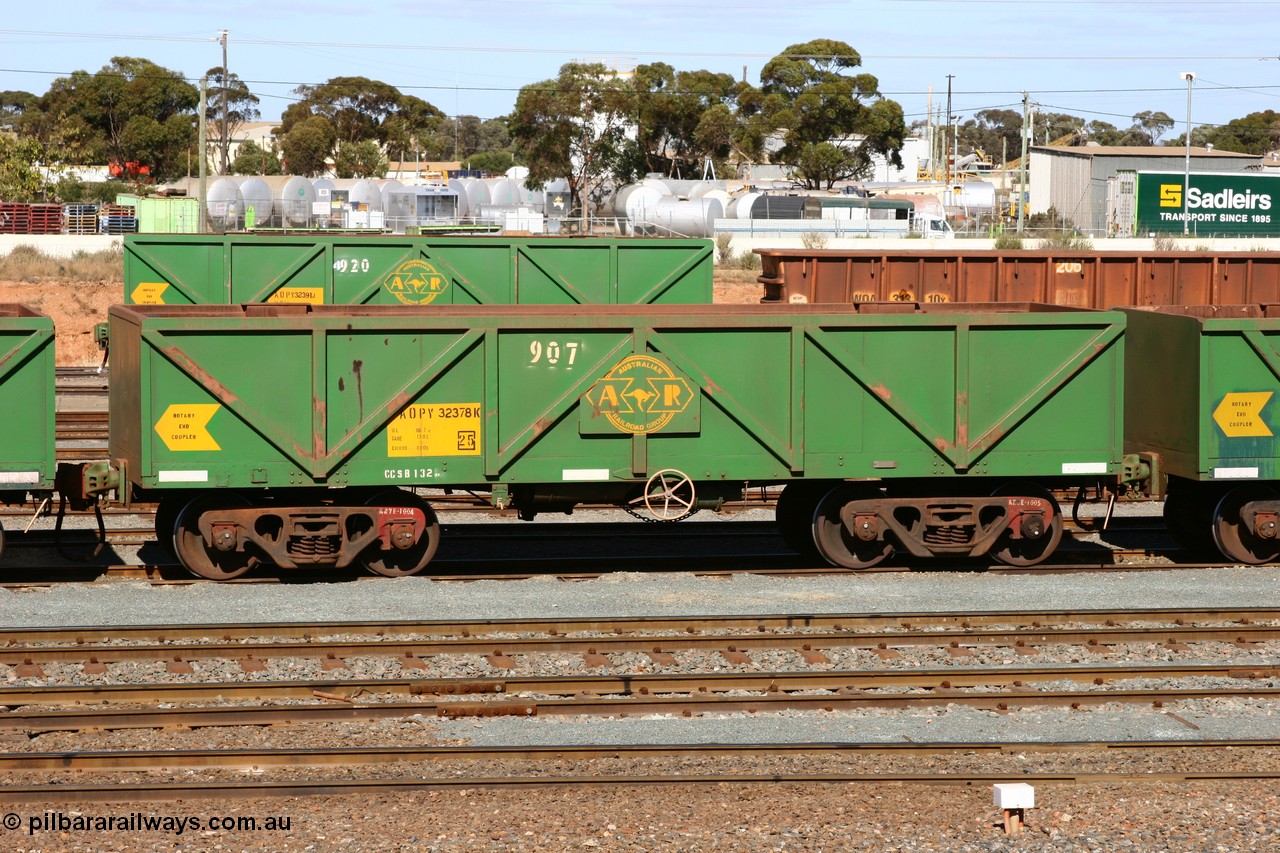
[755,249,1280,308]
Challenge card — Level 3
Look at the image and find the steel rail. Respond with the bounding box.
[5,770,1280,803]
[0,606,1274,644]
[2,739,1274,772]
[3,672,1280,723]
[0,624,1276,667]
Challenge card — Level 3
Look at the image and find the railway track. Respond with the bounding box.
[4,607,1279,805]
[8,768,1280,804]
[3,742,1280,804]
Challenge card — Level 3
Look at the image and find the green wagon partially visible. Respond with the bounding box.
[122,234,714,306]
[1125,305,1280,563]
[0,305,55,556]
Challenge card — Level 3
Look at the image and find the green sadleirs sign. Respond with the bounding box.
[1135,171,1280,237]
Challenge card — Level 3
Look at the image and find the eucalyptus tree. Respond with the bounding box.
[757,39,905,188]
[510,62,633,217]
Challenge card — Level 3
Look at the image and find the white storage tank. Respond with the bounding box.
[725,192,762,219]
[378,180,404,215]
[265,176,316,227]
[640,197,723,238]
[205,178,242,230]
[447,178,471,218]
[485,177,520,206]
[614,183,663,220]
[349,179,384,212]
[236,177,274,226]
[462,178,490,213]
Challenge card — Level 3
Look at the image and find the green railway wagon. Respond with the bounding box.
[1124,305,1280,564]
[0,305,56,554]
[122,234,714,306]
[105,302,1125,578]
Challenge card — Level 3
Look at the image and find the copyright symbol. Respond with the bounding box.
[2,813,19,831]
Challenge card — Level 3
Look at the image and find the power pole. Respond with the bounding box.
[945,75,954,184]
[198,76,208,233]
[218,29,229,175]
[1017,91,1029,234]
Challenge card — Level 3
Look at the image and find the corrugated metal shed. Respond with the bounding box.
[1028,145,1260,235]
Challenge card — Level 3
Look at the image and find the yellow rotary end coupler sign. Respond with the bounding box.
[381,259,450,305]
[581,354,699,435]
[1213,392,1274,438]
[131,282,170,304]
[388,403,482,458]
[155,404,221,451]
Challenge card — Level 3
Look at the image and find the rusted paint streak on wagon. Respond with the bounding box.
[756,249,1280,308]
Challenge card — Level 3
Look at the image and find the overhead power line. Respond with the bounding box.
[0,29,1276,63]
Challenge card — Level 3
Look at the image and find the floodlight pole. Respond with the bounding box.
[1180,71,1195,236]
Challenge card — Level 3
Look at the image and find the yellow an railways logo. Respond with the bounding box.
[382,259,449,305]
[585,355,693,434]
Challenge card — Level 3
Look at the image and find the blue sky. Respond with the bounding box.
[2,0,1278,141]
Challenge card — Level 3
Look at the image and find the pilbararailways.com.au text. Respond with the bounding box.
[6,811,292,836]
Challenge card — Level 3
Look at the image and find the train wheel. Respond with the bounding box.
[1211,485,1280,565]
[1163,481,1220,556]
[0,520,6,562]
[173,494,257,580]
[811,485,892,570]
[774,483,825,555]
[359,490,440,577]
[988,484,1063,567]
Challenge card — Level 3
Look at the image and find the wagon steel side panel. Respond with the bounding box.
[109,304,1124,493]
[123,235,713,306]
[757,249,1280,307]
[1125,306,1280,481]
[0,306,55,490]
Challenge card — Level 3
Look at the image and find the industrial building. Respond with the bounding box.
[1028,145,1260,236]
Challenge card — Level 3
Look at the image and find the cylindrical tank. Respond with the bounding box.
[618,184,664,224]
[699,188,730,210]
[447,179,470,218]
[485,177,520,206]
[236,177,274,225]
[205,178,242,230]
[505,166,531,184]
[378,180,404,215]
[461,178,490,213]
[725,192,762,219]
[944,181,996,212]
[637,197,723,238]
[349,179,383,212]
[258,176,317,227]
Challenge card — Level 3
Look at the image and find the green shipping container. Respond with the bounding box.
[116,195,202,234]
[110,302,1123,575]
[0,305,56,531]
[1124,305,1280,564]
[122,234,713,305]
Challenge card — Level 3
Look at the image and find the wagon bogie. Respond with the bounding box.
[805,480,1063,569]
[169,488,439,578]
